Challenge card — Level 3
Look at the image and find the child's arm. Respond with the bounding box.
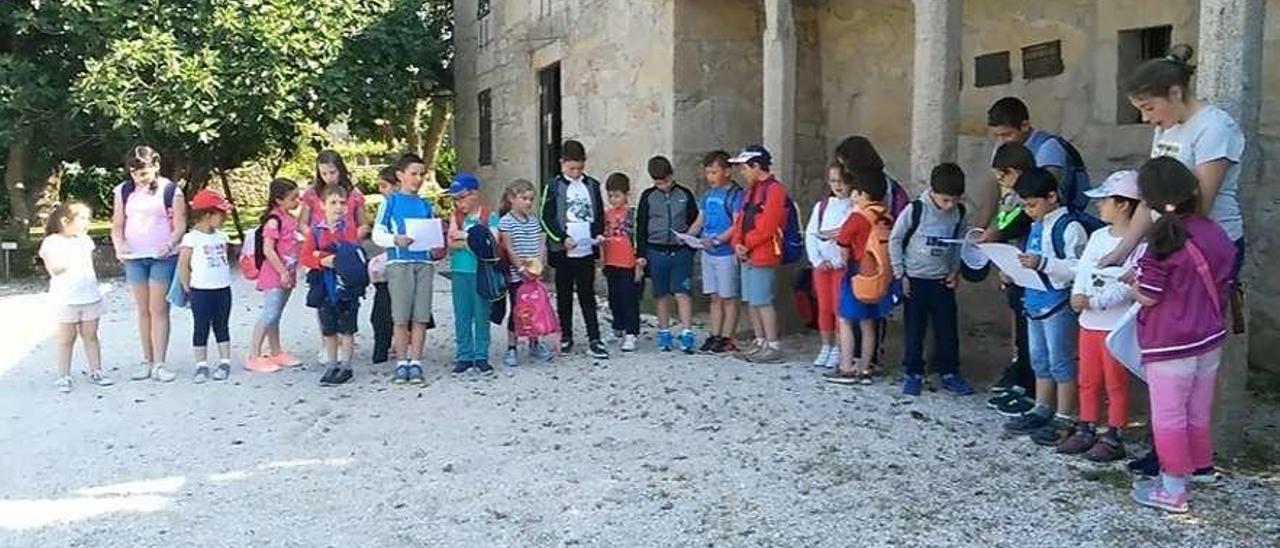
[689,210,706,242]
[539,183,568,244]
[370,199,399,248]
[684,187,700,236]
[634,190,650,259]
[744,184,785,251]
[177,245,193,291]
[1038,221,1088,286]
[1135,253,1167,307]
[110,188,128,258]
[887,205,911,280]
[300,228,323,270]
[804,203,824,268]
[38,239,70,275]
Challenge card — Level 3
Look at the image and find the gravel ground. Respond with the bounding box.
[1,275,1277,548]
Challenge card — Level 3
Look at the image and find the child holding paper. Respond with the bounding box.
[635,155,700,353]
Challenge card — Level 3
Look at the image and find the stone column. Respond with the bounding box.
[1197,0,1265,455]
[908,0,962,190]
[763,0,796,185]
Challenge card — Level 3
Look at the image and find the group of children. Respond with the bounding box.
[41,56,1239,514]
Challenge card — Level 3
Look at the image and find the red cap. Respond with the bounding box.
[190,189,233,212]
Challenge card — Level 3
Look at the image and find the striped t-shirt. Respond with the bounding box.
[499,212,544,281]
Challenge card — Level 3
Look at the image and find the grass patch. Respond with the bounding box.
[1235,436,1278,473]
[1078,467,1131,490]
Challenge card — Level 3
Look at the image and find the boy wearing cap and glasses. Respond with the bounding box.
[728,145,789,364]
[447,173,501,376]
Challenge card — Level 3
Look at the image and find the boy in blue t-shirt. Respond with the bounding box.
[691,150,743,354]
[446,173,500,376]
[1003,168,1087,448]
[372,153,445,385]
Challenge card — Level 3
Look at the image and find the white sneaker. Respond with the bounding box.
[150,364,177,383]
[812,345,833,367]
[824,349,841,369]
[130,362,152,381]
[88,370,115,387]
[55,376,72,393]
[621,334,638,352]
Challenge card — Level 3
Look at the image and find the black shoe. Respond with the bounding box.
[452,361,472,375]
[986,388,1023,409]
[319,367,340,386]
[699,336,720,354]
[989,362,1024,393]
[589,340,609,360]
[560,340,574,354]
[329,368,353,385]
[475,361,496,377]
[1031,417,1076,447]
[996,394,1036,417]
[1128,450,1161,478]
[1004,411,1051,435]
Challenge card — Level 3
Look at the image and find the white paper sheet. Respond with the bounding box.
[404,218,444,251]
[567,222,594,247]
[673,230,705,249]
[977,243,1046,291]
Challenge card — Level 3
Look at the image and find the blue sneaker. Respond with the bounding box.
[658,330,674,352]
[679,329,696,355]
[393,364,411,384]
[940,374,975,396]
[902,374,924,396]
[531,341,553,362]
[407,364,425,384]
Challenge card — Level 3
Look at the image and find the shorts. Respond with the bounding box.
[54,300,105,323]
[740,263,776,307]
[700,253,739,298]
[647,248,693,298]
[123,256,177,286]
[319,300,360,336]
[387,262,435,324]
[839,276,895,321]
[1027,304,1079,383]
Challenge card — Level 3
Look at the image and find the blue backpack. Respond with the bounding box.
[742,180,804,265]
[1026,131,1093,213]
[1049,210,1105,260]
[328,241,369,303]
[461,209,509,325]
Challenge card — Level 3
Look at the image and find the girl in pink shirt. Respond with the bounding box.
[246,178,304,372]
[299,150,367,237]
[110,145,186,383]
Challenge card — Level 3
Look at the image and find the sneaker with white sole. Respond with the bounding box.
[823,349,841,369]
[1132,482,1189,514]
[151,364,177,383]
[55,376,72,393]
[88,371,114,387]
[621,334,638,353]
[811,345,833,367]
[130,362,153,381]
[503,348,519,367]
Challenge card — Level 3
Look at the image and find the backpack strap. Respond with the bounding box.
[901,200,924,256]
[1049,212,1073,260]
[1184,241,1224,313]
[954,203,967,238]
[817,197,831,227]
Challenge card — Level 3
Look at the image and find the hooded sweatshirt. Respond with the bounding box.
[888,192,967,280]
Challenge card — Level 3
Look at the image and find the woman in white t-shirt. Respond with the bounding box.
[178,189,236,384]
[1104,44,1246,280]
[39,202,113,393]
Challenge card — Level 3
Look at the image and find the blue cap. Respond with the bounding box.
[448,172,480,197]
[729,145,772,167]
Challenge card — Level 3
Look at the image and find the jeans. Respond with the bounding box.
[371,282,393,363]
[256,288,292,329]
[123,256,177,286]
[902,277,959,376]
[604,266,642,336]
[191,287,232,347]
[451,273,491,363]
[1026,304,1078,383]
[1148,348,1221,476]
[553,255,601,343]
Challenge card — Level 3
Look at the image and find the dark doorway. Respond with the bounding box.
[1116,25,1172,124]
[537,63,563,185]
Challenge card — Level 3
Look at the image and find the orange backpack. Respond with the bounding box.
[852,204,894,304]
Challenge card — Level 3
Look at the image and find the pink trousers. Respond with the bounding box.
[1147,348,1221,476]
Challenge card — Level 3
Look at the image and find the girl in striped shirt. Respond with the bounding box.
[499,179,552,366]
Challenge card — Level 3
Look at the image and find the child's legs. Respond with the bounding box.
[572,258,602,341]
[1099,344,1132,429]
[253,288,286,355]
[452,273,478,363]
[930,282,960,376]
[814,269,840,345]
[146,277,172,364]
[837,318,856,371]
[649,251,673,328]
[672,249,694,329]
[54,323,78,376]
[624,278,643,335]
[857,320,876,370]
[190,289,215,361]
[471,289,491,362]
[387,263,415,360]
[675,293,692,330]
[1026,315,1054,405]
[409,264,435,358]
[372,283,393,361]
[604,267,624,332]
[901,278,930,375]
[323,333,339,363]
[701,255,722,334]
[211,287,232,360]
[1043,308,1079,414]
[339,334,355,363]
[655,296,671,329]
[708,296,724,336]
[715,256,740,338]
[267,288,292,353]
[554,259,576,342]
[1147,357,1198,476]
[79,319,102,372]
[1187,348,1222,470]
[128,281,154,363]
[1077,328,1106,424]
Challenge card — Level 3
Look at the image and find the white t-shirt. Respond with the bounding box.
[1071,228,1140,331]
[564,178,595,258]
[805,197,853,268]
[1151,104,1245,241]
[39,234,101,306]
[180,229,232,290]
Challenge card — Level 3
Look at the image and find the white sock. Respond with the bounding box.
[1162,473,1188,496]
[397,360,409,367]
[767,341,781,350]
[195,361,207,369]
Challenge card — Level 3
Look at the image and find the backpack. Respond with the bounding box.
[743,179,805,265]
[1025,132,1093,212]
[900,199,967,253]
[120,178,179,214]
[514,279,560,338]
[238,214,281,281]
[793,266,819,330]
[1048,210,1105,260]
[885,175,911,218]
[466,220,511,325]
[851,204,894,304]
[329,241,370,303]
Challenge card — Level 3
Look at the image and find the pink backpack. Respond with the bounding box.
[514,279,560,338]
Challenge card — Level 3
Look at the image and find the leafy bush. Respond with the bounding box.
[60,162,123,216]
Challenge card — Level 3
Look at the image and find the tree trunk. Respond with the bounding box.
[3,129,33,238]
[421,100,453,190]
[219,171,245,242]
[405,99,425,165]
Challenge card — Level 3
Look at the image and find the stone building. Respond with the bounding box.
[452,0,1275,375]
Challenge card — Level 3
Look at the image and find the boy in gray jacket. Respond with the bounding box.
[890,163,974,397]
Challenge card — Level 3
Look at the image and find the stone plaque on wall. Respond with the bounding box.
[1022,40,1064,79]
[974,51,1012,87]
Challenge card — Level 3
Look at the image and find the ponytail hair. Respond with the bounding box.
[1137,156,1201,258]
[1125,44,1196,101]
[45,201,91,235]
[264,178,298,220]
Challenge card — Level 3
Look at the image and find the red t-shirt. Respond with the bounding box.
[301,221,359,271]
[836,210,871,264]
[602,205,636,268]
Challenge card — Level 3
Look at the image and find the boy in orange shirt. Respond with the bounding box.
[602,173,643,352]
[728,145,789,364]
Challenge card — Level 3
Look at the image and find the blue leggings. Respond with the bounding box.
[191,287,232,347]
[256,288,292,329]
